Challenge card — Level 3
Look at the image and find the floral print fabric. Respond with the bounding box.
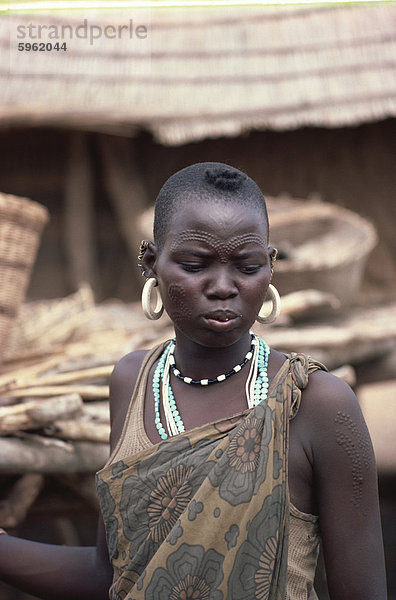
[96,353,323,600]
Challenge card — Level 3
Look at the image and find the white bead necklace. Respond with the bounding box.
[168,334,256,385]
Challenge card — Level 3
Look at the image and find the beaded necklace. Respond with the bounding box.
[168,334,255,385]
[153,334,270,440]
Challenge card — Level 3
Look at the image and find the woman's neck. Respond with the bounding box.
[172,330,252,381]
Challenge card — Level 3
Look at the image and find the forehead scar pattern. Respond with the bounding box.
[170,230,267,263]
[334,411,372,508]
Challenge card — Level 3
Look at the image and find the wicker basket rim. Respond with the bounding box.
[0,193,49,226]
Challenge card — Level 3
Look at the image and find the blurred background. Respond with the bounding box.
[0,3,395,598]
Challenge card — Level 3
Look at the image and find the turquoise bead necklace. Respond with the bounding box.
[153,341,185,440]
[153,334,270,440]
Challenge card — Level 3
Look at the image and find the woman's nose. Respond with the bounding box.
[206,267,238,299]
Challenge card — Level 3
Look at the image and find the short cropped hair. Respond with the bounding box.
[153,162,269,249]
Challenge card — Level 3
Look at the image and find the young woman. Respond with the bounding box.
[0,163,386,600]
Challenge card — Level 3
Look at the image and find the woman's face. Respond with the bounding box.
[153,197,271,348]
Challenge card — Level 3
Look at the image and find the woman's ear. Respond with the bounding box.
[139,240,158,279]
[268,246,278,278]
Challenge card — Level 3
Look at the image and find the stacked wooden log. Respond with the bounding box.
[0,287,173,475]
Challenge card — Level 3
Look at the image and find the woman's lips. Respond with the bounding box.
[203,310,241,331]
[204,309,240,321]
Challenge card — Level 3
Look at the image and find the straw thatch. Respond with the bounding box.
[1,4,396,145]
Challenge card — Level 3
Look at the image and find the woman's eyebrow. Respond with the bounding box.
[171,246,214,257]
[233,249,265,257]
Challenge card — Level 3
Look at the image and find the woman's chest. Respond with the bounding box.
[144,369,250,443]
[142,370,315,516]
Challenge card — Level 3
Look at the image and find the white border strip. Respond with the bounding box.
[2,0,393,12]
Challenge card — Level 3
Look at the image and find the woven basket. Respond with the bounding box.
[268,198,377,306]
[0,193,49,362]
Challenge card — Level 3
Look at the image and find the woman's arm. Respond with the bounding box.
[0,350,147,600]
[0,516,112,600]
[305,371,387,599]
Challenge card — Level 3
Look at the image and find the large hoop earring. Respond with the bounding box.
[142,278,164,320]
[256,284,281,324]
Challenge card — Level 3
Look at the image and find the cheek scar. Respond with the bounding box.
[168,283,192,322]
[171,230,267,263]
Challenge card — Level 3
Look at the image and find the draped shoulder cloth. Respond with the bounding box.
[96,345,325,600]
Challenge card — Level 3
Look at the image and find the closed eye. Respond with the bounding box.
[238,265,262,274]
[180,263,205,272]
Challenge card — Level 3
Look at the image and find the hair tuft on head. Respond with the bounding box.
[204,166,247,191]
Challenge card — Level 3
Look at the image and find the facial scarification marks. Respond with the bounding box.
[170,230,267,264]
[334,411,372,508]
[168,283,192,322]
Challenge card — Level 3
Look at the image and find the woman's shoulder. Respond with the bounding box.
[269,347,361,432]
[111,349,150,384]
[301,366,360,422]
[295,365,372,473]
[110,342,168,400]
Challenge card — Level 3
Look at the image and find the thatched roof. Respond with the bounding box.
[1,4,396,145]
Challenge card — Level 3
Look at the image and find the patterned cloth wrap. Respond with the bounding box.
[96,352,325,600]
